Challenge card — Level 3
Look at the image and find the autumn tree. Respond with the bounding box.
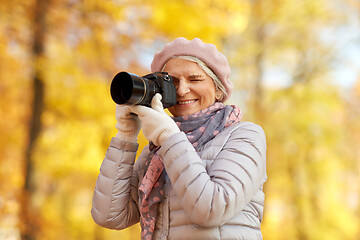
[0,0,359,239]
[343,78,360,239]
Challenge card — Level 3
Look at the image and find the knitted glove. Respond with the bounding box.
[115,104,141,143]
[129,94,180,146]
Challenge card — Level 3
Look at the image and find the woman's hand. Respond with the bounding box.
[115,105,141,143]
[129,94,180,146]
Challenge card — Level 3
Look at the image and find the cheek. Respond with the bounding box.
[200,88,216,106]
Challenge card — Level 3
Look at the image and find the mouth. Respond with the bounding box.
[177,99,197,105]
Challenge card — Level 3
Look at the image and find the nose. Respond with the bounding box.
[176,79,190,97]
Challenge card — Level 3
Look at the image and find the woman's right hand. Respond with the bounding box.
[115,105,141,143]
[129,94,180,146]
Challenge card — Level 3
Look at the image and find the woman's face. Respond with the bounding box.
[163,58,218,117]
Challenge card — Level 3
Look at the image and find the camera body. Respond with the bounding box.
[110,71,177,108]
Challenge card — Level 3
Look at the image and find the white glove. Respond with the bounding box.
[129,94,180,146]
[115,104,141,143]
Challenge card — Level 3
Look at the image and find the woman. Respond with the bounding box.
[91,37,267,240]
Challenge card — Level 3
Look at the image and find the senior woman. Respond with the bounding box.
[91,37,267,240]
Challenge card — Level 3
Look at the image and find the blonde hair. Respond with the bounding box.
[161,56,228,101]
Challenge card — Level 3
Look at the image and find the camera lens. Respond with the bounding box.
[110,72,159,106]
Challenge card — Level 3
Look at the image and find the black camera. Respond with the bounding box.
[110,71,177,108]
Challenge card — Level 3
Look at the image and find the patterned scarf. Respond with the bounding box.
[138,103,242,240]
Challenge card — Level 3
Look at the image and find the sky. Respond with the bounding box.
[265,16,360,89]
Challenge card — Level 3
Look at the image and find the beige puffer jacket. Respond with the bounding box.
[91,121,267,240]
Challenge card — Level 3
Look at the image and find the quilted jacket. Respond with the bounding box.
[91,121,267,240]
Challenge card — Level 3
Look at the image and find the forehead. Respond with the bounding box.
[163,58,206,76]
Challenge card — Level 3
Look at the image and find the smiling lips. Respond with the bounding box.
[177,99,197,105]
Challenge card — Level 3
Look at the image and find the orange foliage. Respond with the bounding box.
[0,0,359,239]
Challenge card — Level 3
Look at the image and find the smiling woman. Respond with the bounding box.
[164,58,219,117]
[91,37,267,240]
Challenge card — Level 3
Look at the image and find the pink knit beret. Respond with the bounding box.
[151,37,233,102]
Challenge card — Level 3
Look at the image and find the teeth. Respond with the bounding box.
[178,100,196,105]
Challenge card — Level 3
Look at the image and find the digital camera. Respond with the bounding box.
[110,71,177,108]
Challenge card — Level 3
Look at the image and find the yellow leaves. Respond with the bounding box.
[260,79,360,240]
[0,0,359,239]
[75,0,127,21]
[0,34,32,233]
[149,0,249,44]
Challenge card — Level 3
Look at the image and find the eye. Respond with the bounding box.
[172,77,179,85]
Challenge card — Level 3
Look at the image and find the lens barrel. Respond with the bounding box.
[110,72,159,106]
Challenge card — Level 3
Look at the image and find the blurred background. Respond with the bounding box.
[1,0,360,239]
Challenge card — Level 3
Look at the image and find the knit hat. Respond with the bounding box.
[151,37,233,102]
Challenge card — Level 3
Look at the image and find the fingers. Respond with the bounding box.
[128,105,150,117]
[151,93,164,112]
[115,104,131,119]
[129,94,164,116]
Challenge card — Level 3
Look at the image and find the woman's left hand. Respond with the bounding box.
[129,94,180,146]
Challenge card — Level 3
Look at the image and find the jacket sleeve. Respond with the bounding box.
[91,137,143,230]
[158,122,267,227]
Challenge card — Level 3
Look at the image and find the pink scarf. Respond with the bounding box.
[139,103,242,240]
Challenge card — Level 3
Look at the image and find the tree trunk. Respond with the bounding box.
[21,0,49,239]
[249,0,265,120]
[253,25,265,118]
